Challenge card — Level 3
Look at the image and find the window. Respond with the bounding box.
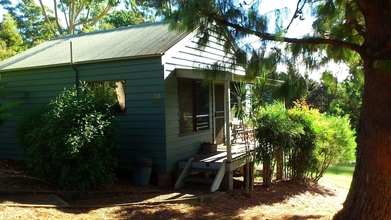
[86,80,126,114]
[178,79,209,135]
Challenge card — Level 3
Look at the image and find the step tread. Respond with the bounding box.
[188,168,218,173]
[183,176,214,184]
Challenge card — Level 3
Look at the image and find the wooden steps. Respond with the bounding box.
[175,158,226,192]
[188,168,218,174]
[183,176,214,184]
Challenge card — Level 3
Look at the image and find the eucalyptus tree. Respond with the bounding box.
[156,0,390,218]
[1,0,138,36]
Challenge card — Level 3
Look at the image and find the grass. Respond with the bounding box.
[322,163,355,189]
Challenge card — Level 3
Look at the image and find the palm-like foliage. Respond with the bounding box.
[0,78,24,120]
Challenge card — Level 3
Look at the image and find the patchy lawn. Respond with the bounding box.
[0,160,348,219]
[323,163,355,189]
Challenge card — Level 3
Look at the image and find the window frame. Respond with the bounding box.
[178,78,210,136]
[86,80,126,115]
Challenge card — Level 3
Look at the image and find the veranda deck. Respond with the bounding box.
[178,141,257,172]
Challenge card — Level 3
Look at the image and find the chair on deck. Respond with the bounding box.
[231,118,255,144]
[231,118,244,143]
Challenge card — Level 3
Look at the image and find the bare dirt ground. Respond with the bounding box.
[0,160,347,220]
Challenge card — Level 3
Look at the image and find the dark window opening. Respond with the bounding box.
[178,79,209,135]
[86,80,126,114]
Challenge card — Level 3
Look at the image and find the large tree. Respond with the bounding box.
[157,0,390,218]
[0,0,57,47]
[1,0,139,36]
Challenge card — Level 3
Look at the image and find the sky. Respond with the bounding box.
[0,0,349,81]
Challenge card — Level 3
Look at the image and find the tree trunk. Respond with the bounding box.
[276,148,283,180]
[335,3,391,218]
[262,153,272,187]
[334,61,391,219]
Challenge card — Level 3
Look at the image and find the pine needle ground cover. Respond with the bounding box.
[0,160,349,219]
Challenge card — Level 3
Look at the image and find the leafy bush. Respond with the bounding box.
[288,101,322,182]
[17,83,121,190]
[255,102,298,158]
[255,102,301,185]
[255,101,356,184]
[16,105,50,151]
[311,114,356,181]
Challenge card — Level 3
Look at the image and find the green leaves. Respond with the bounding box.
[0,14,27,60]
[17,82,122,190]
[255,102,297,156]
[255,101,356,183]
[0,76,25,120]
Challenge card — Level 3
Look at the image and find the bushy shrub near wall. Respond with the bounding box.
[17,83,121,190]
[0,77,24,120]
[255,101,356,184]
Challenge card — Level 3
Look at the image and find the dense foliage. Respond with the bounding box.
[0,76,24,120]
[0,14,27,60]
[17,83,121,190]
[255,101,355,184]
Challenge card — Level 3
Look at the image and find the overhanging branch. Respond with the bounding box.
[212,16,362,55]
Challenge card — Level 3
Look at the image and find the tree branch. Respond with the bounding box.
[285,0,307,31]
[85,7,90,23]
[53,0,63,35]
[83,5,112,27]
[350,19,365,36]
[213,16,362,54]
[38,0,58,36]
[60,2,69,30]
[69,0,77,34]
[75,1,85,20]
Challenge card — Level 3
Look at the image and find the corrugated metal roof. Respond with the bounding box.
[0,22,189,71]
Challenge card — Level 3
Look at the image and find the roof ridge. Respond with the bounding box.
[48,22,168,42]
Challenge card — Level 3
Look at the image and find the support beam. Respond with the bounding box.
[224,80,233,190]
[225,80,232,162]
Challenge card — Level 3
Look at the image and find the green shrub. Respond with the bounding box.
[254,101,356,184]
[311,115,356,181]
[17,83,121,190]
[16,105,50,151]
[288,101,321,182]
[255,102,298,159]
[255,102,301,186]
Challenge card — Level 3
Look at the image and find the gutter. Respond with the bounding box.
[0,54,163,73]
[70,41,79,93]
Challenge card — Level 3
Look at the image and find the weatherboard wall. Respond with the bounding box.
[0,66,76,160]
[76,58,167,173]
[162,33,235,172]
[0,57,169,173]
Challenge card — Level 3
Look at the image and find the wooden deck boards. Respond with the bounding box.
[180,142,255,164]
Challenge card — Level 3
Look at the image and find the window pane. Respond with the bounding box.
[86,80,126,114]
[195,81,209,131]
[178,79,194,134]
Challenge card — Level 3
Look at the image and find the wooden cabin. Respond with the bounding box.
[0,22,254,190]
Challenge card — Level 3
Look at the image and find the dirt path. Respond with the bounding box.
[0,160,347,219]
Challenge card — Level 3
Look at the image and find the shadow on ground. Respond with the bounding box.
[0,160,341,219]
